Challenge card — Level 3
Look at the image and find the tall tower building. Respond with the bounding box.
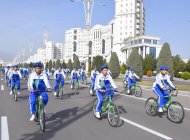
[113,0,145,63]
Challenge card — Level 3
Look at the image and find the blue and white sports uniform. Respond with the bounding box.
[127,72,139,91]
[80,69,87,82]
[70,70,80,88]
[153,73,175,108]
[28,72,51,114]
[9,70,22,91]
[95,73,117,112]
[125,70,131,81]
[91,70,99,90]
[53,70,66,92]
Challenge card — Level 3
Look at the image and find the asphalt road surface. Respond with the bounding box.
[0,74,190,140]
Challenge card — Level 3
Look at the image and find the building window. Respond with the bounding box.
[74,35,77,40]
[144,39,151,44]
[74,30,77,34]
[150,47,156,58]
[73,41,77,52]
[138,39,142,43]
[102,39,105,54]
[153,40,157,44]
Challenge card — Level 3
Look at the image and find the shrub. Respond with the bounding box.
[181,72,190,80]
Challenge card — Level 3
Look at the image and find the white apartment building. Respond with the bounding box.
[64,0,161,65]
[64,24,113,64]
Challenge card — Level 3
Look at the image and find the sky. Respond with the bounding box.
[0,0,190,62]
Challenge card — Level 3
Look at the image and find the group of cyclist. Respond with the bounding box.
[3,61,176,121]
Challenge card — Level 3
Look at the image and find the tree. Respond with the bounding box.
[143,54,154,74]
[29,62,33,68]
[55,59,61,68]
[53,61,56,68]
[67,59,73,71]
[103,59,107,65]
[109,52,120,78]
[172,55,186,77]
[73,55,80,68]
[45,62,49,69]
[185,59,190,72]
[92,55,104,71]
[157,42,174,79]
[48,60,53,71]
[62,61,66,69]
[120,63,127,74]
[127,48,143,79]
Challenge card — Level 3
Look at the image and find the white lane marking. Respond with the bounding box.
[118,93,190,112]
[1,85,4,91]
[121,117,173,140]
[1,116,10,140]
[177,94,190,98]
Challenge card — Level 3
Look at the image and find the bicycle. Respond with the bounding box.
[93,90,120,127]
[73,78,79,90]
[89,84,96,96]
[169,89,178,96]
[12,83,18,102]
[34,90,51,132]
[56,81,64,100]
[145,89,184,123]
[124,82,142,97]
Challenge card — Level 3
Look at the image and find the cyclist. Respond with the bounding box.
[44,67,49,80]
[70,66,80,89]
[80,67,87,83]
[23,67,28,80]
[5,66,10,84]
[127,68,140,94]
[90,66,99,94]
[94,65,117,118]
[53,66,66,96]
[28,62,51,121]
[124,66,131,85]
[9,65,22,95]
[153,65,176,112]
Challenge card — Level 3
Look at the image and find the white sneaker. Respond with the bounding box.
[17,91,21,95]
[90,89,93,94]
[95,112,101,119]
[71,85,73,89]
[54,92,57,96]
[10,91,13,95]
[30,114,36,121]
[158,107,163,113]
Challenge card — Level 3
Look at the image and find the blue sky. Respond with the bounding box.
[0,0,189,61]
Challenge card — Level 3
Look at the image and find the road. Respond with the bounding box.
[0,74,190,140]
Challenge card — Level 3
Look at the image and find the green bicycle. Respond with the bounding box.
[93,90,120,127]
[89,85,96,96]
[124,82,142,97]
[12,83,18,102]
[34,90,50,132]
[73,79,79,90]
[56,81,64,100]
[145,89,184,123]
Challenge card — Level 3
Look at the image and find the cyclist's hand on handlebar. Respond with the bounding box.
[163,87,170,91]
[100,89,106,93]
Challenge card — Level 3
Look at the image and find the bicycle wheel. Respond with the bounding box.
[123,80,127,87]
[170,89,178,96]
[107,103,120,127]
[39,105,46,132]
[134,86,142,97]
[145,97,158,116]
[167,101,184,123]
[60,87,64,100]
[93,98,98,118]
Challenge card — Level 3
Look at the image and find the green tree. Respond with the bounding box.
[172,55,186,77]
[45,62,49,69]
[103,59,107,65]
[53,61,56,68]
[143,54,154,74]
[67,59,73,71]
[29,62,33,68]
[55,59,61,68]
[120,63,127,74]
[73,54,80,68]
[48,60,53,71]
[62,61,66,69]
[157,42,174,79]
[109,52,120,78]
[92,55,104,71]
[127,48,143,79]
[185,59,190,72]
